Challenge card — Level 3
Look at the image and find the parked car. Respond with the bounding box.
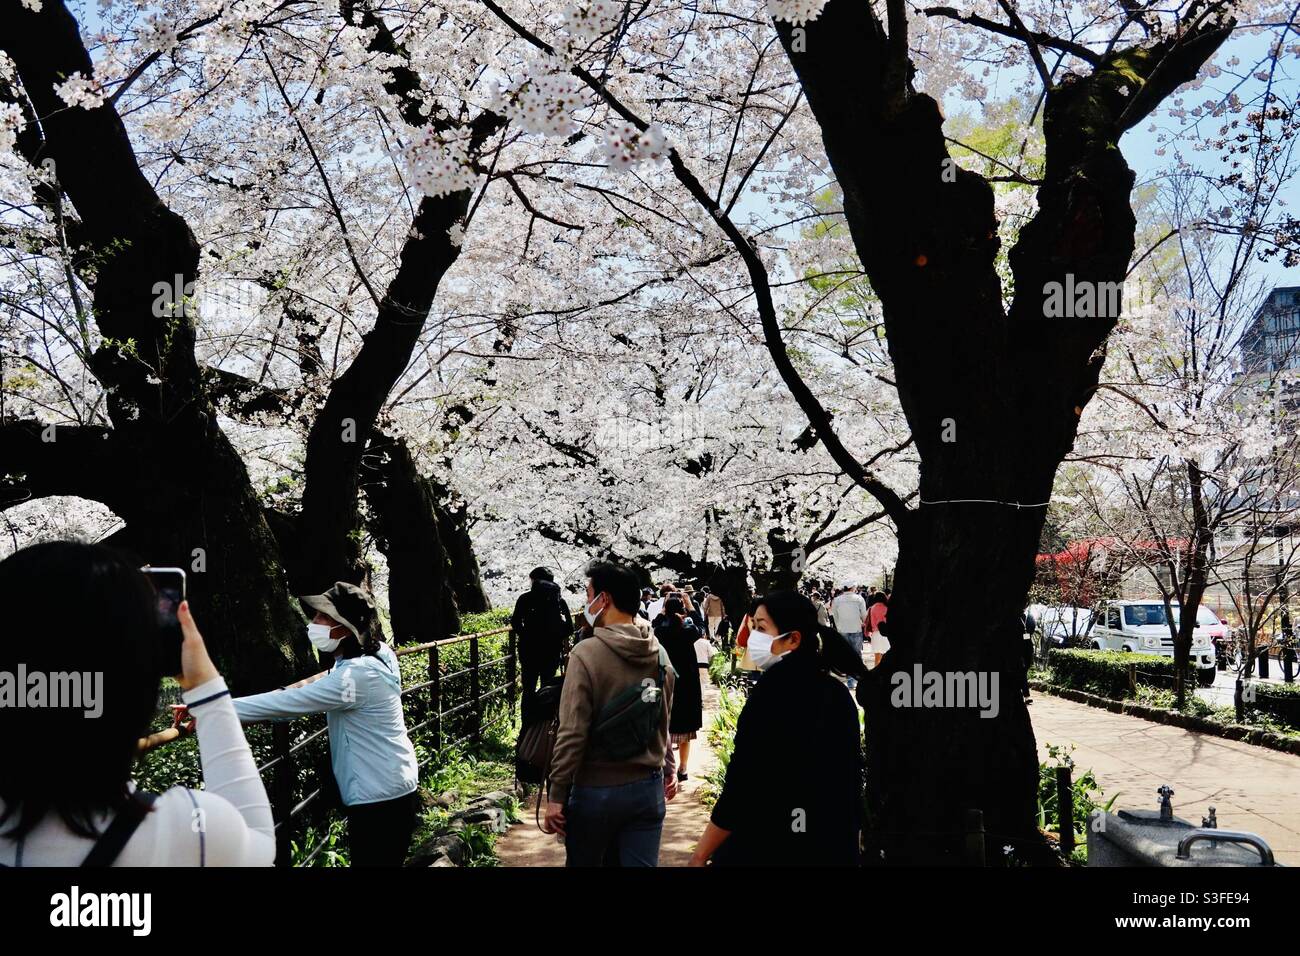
[1088,600,1218,686]
[1028,603,1094,650]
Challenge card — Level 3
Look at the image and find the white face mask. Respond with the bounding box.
[583,595,606,628]
[748,629,789,670]
[307,622,341,652]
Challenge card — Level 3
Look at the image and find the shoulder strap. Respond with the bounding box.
[81,791,157,868]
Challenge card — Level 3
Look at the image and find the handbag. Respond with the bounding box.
[515,675,564,831]
[514,681,561,785]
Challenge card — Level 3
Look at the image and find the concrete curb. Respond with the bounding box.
[1029,680,1300,757]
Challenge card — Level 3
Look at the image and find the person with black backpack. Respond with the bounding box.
[511,567,574,719]
[542,560,678,866]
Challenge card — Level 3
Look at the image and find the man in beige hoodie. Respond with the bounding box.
[543,560,678,866]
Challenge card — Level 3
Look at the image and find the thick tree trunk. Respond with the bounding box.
[864,502,1048,864]
[362,434,461,643]
[751,527,803,594]
[1,1,312,693]
[769,0,1232,862]
[434,492,491,613]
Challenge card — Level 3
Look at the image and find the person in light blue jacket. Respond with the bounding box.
[231,582,419,866]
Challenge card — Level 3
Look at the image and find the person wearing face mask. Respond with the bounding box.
[689,590,866,867]
[226,582,419,866]
[543,560,679,866]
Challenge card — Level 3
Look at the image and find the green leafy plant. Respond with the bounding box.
[292,817,350,867]
[698,686,747,808]
[1036,743,1119,865]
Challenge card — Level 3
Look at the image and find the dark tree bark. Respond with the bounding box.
[361,433,461,643]
[291,4,503,594]
[751,527,803,594]
[205,368,486,640]
[1172,462,1214,707]
[765,0,1234,862]
[1,0,312,692]
[433,491,492,613]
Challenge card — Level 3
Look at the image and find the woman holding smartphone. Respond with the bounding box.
[227,582,419,867]
[0,541,276,867]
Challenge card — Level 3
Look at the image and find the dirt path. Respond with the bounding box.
[496,679,719,867]
[1029,692,1300,865]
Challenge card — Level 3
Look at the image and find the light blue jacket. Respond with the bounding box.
[232,644,418,807]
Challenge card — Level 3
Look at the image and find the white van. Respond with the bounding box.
[1088,600,1217,684]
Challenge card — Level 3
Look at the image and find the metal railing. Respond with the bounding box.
[138,625,519,866]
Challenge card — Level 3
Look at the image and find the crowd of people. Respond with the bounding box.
[513,564,891,867]
[0,537,890,869]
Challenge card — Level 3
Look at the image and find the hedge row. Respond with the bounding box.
[1252,681,1300,727]
[1048,648,1300,729]
[1047,648,1176,699]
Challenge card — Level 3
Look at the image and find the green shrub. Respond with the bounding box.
[457,607,514,634]
[1047,648,1176,698]
[1036,743,1119,864]
[707,652,730,686]
[699,686,747,808]
[1250,681,1300,727]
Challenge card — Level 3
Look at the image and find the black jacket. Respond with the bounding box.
[710,652,862,866]
[654,614,703,734]
[511,580,572,665]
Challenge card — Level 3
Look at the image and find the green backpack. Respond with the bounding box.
[589,645,674,762]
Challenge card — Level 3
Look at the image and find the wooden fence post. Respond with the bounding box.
[429,642,442,751]
[470,635,481,746]
[1056,765,1075,858]
[507,627,518,713]
[272,722,293,867]
[1128,662,1138,696]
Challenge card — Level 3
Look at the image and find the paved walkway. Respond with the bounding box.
[1030,692,1300,865]
[496,679,718,867]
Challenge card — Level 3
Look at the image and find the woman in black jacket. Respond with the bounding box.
[689,590,866,866]
[653,597,704,782]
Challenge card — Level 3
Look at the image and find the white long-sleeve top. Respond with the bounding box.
[0,676,276,866]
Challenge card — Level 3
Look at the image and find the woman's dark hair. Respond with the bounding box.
[333,608,385,659]
[664,596,685,617]
[867,591,888,608]
[0,541,162,839]
[751,589,869,681]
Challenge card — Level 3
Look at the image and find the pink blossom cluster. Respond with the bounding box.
[562,1,625,41]
[497,69,584,138]
[603,121,666,173]
[399,129,476,198]
[766,0,829,27]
